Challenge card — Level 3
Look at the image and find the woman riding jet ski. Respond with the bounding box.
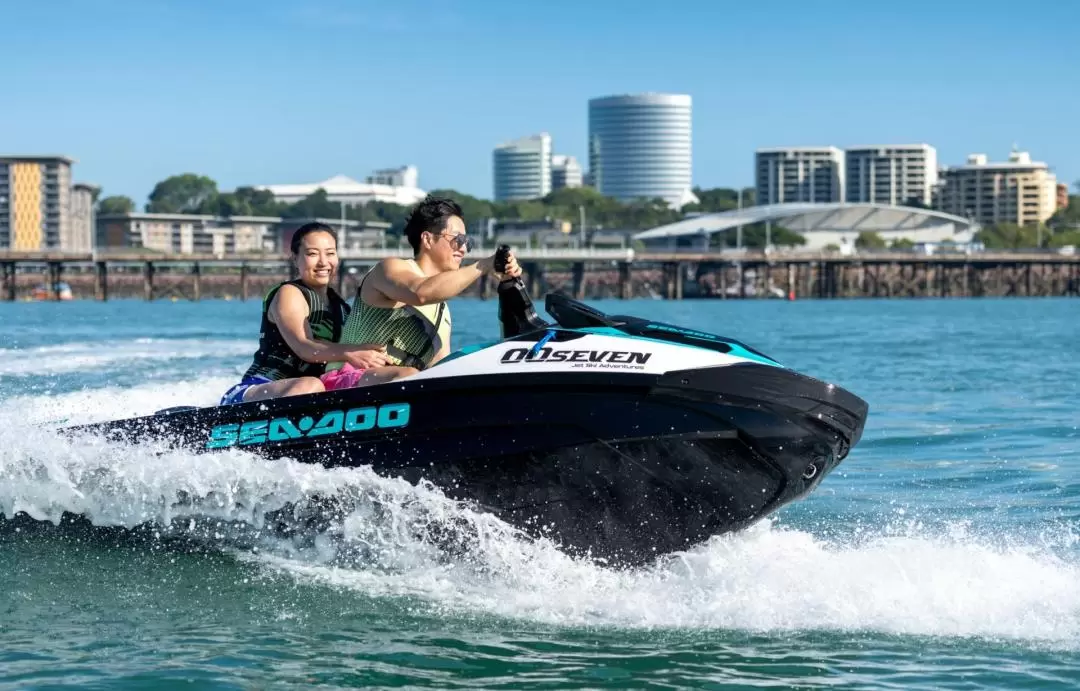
[219,221,387,406]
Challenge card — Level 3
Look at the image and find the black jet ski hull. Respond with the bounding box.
[67,363,867,567]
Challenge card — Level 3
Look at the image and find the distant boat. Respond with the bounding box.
[29,281,74,301]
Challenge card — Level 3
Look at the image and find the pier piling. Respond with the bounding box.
[95,261,108,301]
[143,262,154,301]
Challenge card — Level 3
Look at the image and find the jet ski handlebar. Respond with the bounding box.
[493,243,621,335]
[494,244,513,277]
[494,244,552,337]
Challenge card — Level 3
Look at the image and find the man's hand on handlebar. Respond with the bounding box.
[497,252,522,281]
[487,247,522,281]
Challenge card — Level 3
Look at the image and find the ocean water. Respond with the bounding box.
[1,296,1078,689]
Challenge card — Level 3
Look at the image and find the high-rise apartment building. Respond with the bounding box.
[755,147,844,205]
[493,133,552,201]
[0,155,74,250]
[937,150,1058,226]
[69,183,98,251]
[845,144,937,207]
[588,94,695,208]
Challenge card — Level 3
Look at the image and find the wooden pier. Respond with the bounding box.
[1,250,1078,301]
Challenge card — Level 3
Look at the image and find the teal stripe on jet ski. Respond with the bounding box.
[436,341,497,365]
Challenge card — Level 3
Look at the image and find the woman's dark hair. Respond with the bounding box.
[403,196,464,255]
[290,222,338,254]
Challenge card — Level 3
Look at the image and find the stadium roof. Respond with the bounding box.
[633,202,978,241]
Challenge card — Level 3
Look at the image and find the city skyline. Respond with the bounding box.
[3,0,1078,204]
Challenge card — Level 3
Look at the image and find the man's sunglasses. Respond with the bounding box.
[437,233,477,252]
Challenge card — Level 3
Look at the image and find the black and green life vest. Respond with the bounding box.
[242,279,351,380]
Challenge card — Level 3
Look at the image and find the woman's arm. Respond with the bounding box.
[269,284,387,367]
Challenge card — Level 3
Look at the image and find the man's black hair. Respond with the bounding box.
[290,222,338,254]
[403,196,464,256]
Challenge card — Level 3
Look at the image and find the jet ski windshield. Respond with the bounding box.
[544,293,616,329]
[542,292,780,365]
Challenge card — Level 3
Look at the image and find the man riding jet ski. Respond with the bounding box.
[66,249,868,567]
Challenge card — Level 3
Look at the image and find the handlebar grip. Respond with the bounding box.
[494,244,511,273]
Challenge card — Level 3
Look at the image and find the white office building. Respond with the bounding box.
[845,144,937,206]
[755,147,845,205]
[69,182,98,251]
[551,155,583,191]
[588,93,696,208]
[493,133,552,201]
[365,165,419,189]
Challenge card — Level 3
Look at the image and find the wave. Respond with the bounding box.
[0,339,254,377]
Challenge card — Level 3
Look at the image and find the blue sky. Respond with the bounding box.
[3,0,1077,204]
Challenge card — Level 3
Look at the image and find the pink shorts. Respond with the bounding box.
[320,363,367,391]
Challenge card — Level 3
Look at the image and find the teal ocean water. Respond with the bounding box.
[2,296,1078,689]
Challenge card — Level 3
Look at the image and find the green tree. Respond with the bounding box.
[200,193,252,217]
[975,223,1044,249]
[499,199,549,221]
[855,231,887,249]
[97,195,136,215]
[1048,229,1080,247]
[682,187,755,214]
[1048,196,1080,230]
[228,186,285,217]
[539,186,626,227]
[890,237,915,249]
[711,223,805,249]
[427,188,496,226]
[146,174,219,213]
[362,201,412,233]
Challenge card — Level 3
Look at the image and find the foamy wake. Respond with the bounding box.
[265,520,1080,644]
[9,376,236,427]
[2,379,1079,646]
[0,339,254,377]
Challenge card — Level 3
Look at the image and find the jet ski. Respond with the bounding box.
[63,250,868,567]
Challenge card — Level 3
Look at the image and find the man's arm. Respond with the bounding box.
[368,256,494,307]
[270,285,386,365]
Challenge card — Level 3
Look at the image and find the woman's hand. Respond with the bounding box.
[344,345,389,369]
